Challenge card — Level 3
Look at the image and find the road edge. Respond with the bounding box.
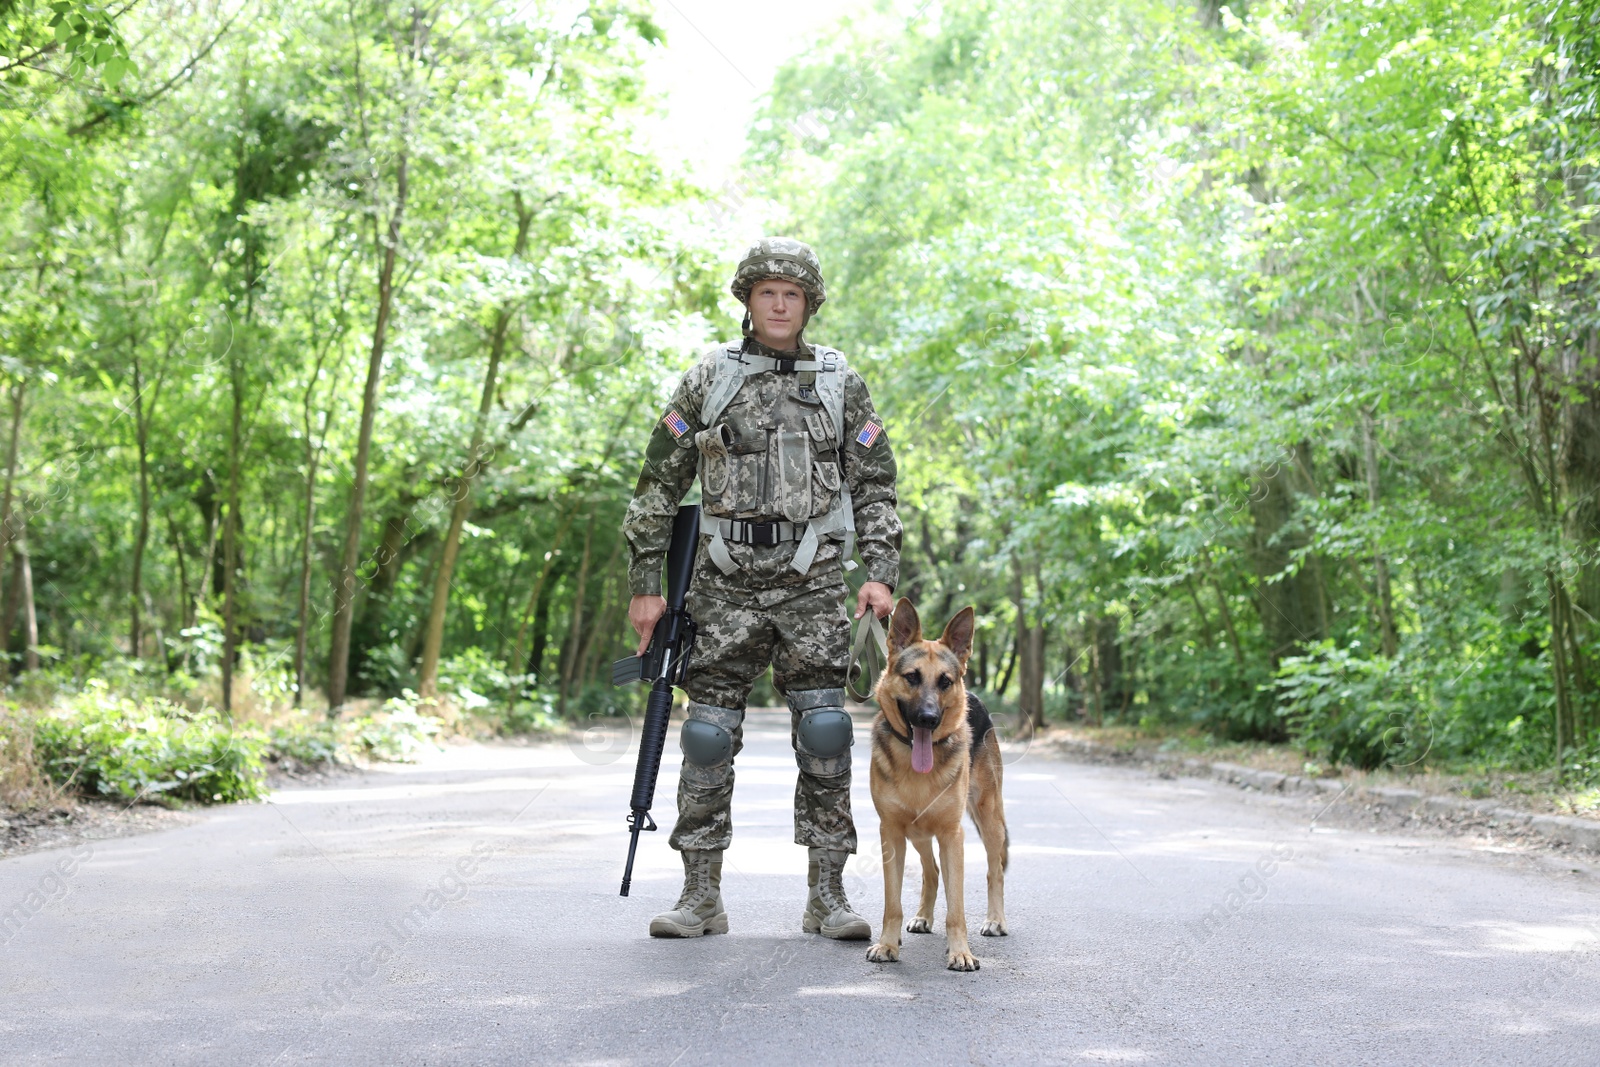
[1047,737,1600,855]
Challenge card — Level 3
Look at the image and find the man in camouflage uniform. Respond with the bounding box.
[623,237,901,940]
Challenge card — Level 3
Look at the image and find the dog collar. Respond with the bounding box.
[883,716,940,751]
[881,720,914,746]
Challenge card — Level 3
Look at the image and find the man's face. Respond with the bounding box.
[747,278,809,349]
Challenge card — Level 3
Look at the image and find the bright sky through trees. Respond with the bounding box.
[639,0,859,182]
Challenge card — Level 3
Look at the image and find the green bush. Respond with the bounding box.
[267,719,344,767]
[167,605,225,676]
[237,642,298,710]
[1270,616,1563,772]
[567,679,646,719]
[1138,637,1280,742]
[357,641,416,696]
[1273,641,1426,769]
[482,690,563,736]
[438,647,520,710]
[347,692,441,763]
[30,683,266,803]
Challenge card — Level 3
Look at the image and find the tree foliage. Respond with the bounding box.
[754,0,1600,769]
[0,0,1596,779]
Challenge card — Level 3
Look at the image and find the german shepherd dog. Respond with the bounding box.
[865,598,1009,972]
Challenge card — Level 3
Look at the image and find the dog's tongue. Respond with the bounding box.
[911,727,934,773]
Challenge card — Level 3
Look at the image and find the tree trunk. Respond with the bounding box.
[328,147,409,713]
[1061,635,1083,717]
[1246,441,1327,663]
[1012,556,1044,732]
[348,505,419,691]
[574,534,627,688]
[221,360,243,715]
[527,569,557,682]
[294,430,320,708]
[1199,546,1245,666]
[1361,408,1400,658]
[418,193,535,699]
[493,545,533,659]
[1184,576,1215,649]
[1094,614,1124,717]
[294,370,338,707]
[166,511,190,661]
[1550,569,1577,765]
[399,534,443,668]
[131,356,150,659]
[0,381,24,681]
[558,516,595,715]
[575,573,615,688]
[20,527,38,672]
[193,469,223,619]
[511,499,580,687]
[1559,328,1600,725]
[995,631,1020,696]
[0,540,19,671]
[1087,638,1104,726]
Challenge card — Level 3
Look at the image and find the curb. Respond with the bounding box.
[1049,738,1600,854]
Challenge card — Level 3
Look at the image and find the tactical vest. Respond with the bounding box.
[693,342,858,577]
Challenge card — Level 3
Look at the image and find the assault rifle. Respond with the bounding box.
[611,504,700,896]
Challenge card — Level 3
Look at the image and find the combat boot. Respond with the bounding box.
[802,846,871,940]
[649,849,729,938]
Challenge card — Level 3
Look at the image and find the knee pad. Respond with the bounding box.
[680,701,740,781]
[789,688,852,777]
[681,719,732,767]
[797,709,853,758]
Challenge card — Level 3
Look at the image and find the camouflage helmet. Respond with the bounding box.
[729,236,826,313]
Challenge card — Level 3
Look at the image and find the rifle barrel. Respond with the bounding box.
[621,816,645,896]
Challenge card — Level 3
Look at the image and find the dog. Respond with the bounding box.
[865,598,1009,972]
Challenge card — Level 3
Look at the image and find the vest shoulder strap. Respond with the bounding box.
[698,344,744,432]
[809,345,848,448]
[699,343,850,449]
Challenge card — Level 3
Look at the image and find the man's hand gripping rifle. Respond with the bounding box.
[610,504,699,897]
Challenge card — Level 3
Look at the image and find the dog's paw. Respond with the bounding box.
[979,920,1008,937]
[905,916,933,934]
[946,950,980,972]
[866,942,900,963]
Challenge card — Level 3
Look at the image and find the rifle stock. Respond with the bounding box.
[614,504,700,896]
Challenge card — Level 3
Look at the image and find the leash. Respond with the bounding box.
[846,609,889,703]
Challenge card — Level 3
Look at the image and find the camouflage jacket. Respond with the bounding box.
[624,339,901,596]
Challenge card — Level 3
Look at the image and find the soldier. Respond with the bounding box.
[623,236,901,940]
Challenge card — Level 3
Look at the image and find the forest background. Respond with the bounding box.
[2,0,1599,808]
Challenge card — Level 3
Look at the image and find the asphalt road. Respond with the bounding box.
[4,708,1600,1066]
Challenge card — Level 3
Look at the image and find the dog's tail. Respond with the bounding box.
[969,731,1009,872]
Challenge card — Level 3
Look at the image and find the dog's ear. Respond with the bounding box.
[887,597,921,653]
[939,606,976,669]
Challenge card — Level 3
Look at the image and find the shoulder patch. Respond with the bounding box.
[663,410,690,438]
[855,419,883,448]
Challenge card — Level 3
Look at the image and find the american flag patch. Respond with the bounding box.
[663,410,690,438]
[855,420,883,448]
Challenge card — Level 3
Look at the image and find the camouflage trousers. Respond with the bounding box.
[668,543,856,854]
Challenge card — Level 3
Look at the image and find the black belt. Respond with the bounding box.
[715,518,804,546]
